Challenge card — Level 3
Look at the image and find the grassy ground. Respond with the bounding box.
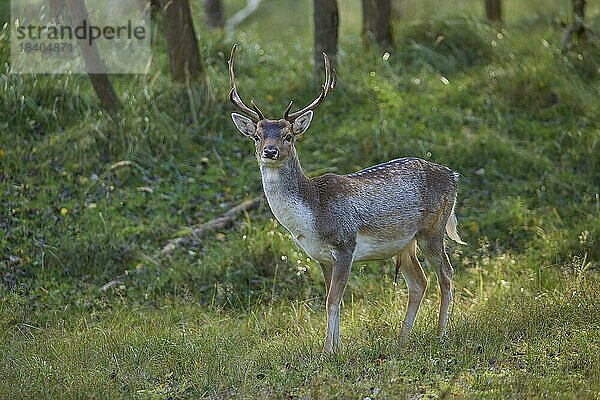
[1,0,600,398]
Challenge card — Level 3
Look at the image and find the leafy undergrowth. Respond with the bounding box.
[1,1,600,398]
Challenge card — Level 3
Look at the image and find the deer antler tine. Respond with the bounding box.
[323,52,332,89]
[323,53,337,94]
[284,100,294,120]
[285,51,336,121]
[228,44,238,89]
[250,99,265,120]
[228,44,261,121]
[330,68,337,90]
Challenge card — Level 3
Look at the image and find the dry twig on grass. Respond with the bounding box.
[100,196,263,291]
[160,197,262,254]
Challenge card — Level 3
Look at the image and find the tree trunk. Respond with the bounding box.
[561,0,586,51]
[571,0,586,35]
[69,0,120,114]
[161,0,203,82]
[313,0,338,73]
[362,0,393,50]
[484,0,502,23]
[204,0,223,29]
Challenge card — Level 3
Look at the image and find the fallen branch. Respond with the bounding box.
[100,196,263,291]
[100,264,145,292]
[160,196,262,255]
[224,0,262,33]
[107,160,132,171]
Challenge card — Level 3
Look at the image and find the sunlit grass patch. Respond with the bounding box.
[1,253,598,399]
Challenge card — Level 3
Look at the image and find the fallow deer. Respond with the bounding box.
[228,45,466,354]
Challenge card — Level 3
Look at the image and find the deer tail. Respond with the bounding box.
[446,200,466,245]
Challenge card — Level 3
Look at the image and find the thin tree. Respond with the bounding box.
[484,0,502,23]
[224,0,262,32]
[204,0,223,29]
[313,0,338,73]
[160,0,203,82]
[362,0,393,50]
[561,0,586,51]
[69,0,121,115]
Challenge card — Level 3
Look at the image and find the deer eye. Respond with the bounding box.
[283,134,293,142]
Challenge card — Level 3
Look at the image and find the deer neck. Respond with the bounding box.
[259,147,310,199]
[259,148,315,235]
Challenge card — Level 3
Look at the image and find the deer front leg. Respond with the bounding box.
[323,251,353,354]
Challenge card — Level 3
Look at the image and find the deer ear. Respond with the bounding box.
[292,111,313,135]
[231,113,256,138]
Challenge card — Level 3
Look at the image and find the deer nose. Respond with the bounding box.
[263,145,279,159]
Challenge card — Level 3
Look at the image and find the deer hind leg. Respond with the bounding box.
[398,239,427,340]
[320,261,333,299]
[418,234,454,337]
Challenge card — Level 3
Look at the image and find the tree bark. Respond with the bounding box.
[67,0,120,115]
[313,0,338,73]
[571,0,586,35]
[362,0,393,50]
[204,0,223,29]
[161,0,203,82]
[561,0,586,51]
[484,0,502,23]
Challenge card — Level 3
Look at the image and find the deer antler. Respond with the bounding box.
[284,52,337,121]
[228,44,265,121]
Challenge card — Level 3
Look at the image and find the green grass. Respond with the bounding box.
[1,0,600,398]
[2,257,599,398]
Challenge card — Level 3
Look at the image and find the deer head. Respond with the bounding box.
[229,44,336,166]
